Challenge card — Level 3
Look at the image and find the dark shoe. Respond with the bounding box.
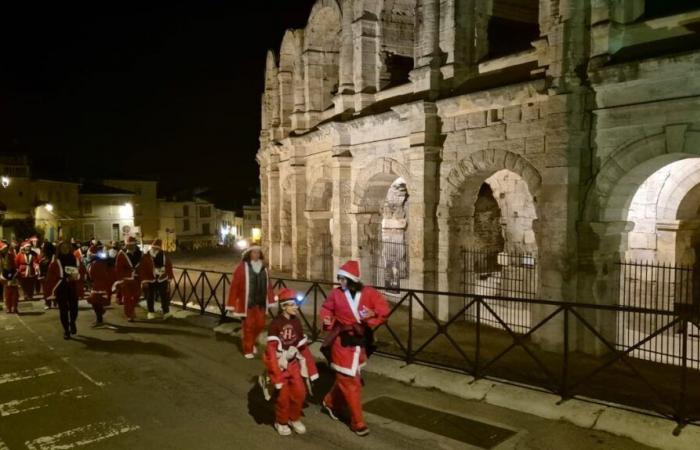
[63,332,71,340]
[353,426,370,437]
[321,401,339,421]
[70,323,77,335]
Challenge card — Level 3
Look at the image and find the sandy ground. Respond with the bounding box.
[170,248,241,273]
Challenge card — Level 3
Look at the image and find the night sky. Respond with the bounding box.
[1,0,316,210]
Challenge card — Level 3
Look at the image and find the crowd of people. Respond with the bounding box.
[0,235,174,339]
[227,246,390,437]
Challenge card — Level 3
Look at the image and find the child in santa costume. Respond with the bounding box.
[263,288,319,436]
[86,242,112,326]
[0,240,20,314]
[320,260,389,437]
[45,241,82,339]
[15,240,39,301]
[139,239,174,320]
[113,236,142,322]
[226,246,275,358]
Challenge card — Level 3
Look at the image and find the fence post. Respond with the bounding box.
[561,305,569,400]
[407,292,414,364]
[676,313,689,432]
[474,296,481,379]
[200,273,205,314]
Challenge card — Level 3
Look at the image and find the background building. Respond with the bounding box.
[78,184,135,242]
[102,179,159,242]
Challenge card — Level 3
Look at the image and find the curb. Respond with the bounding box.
[205,316,698,450]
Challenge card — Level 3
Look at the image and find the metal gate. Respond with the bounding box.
[461,249,537,333]
[617,260,700,369]
[369,239,409,293]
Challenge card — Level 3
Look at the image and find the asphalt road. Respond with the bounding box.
[0,301,657,450]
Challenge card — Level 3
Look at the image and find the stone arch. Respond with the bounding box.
[378,0,416,89]
[307,178,333,211]
[304,0,342,115]
[279,30,304,130]
[352,157,412,211]
[305,177,334,280]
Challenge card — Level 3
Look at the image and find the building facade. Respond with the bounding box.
[158,198,218,250]
[257,1,700,351]
[102,179,159,242]
[78,185,136,243]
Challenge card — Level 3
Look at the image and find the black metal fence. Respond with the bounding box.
[617,260,700,370]
[169,266,700,430]
[461,249,537,334]
[369,239,409,293]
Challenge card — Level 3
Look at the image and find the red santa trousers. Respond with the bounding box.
[120,280,140,319]
[274,363,306,424]
[242,306,266,355]
[18,277,35,300]
[3,283,19,313]
[323,372,365,430]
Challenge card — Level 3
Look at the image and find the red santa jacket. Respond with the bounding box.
[44,255,83,300]
[264,314,319,388]
[0,250,18,286]
[320,286,390,376]
[15,251,40,279]
[88,258,113,298]
[225,261,275,318]
[138,250,174,284]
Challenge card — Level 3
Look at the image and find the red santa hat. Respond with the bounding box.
[20,240,31,249]
[0,241,7,251]
[337,260,361,282]
[275,288,299,307]
[151,239,162,249]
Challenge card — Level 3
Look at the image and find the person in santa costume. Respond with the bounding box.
[45,241,82,339]
[15,240,39,301]
[320,260,390,437]
[226,245,275,358]
[113,236,142,322]
[139,239,174,320]
[29,235,42,295]
[38,241,56,309]
[262,287,319,436]
[86,242,111,327]
[0,240,20,314]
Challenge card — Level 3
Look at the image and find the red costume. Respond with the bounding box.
[113,239,142,321]
[226,249,275,356]
[263,288,319,429]
[139,240,174,318]
[1,242,19,313]
[87,246,113,324]
[15,241,39,300]
[320,261,389,435]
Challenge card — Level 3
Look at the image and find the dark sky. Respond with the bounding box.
[0,0,316,210]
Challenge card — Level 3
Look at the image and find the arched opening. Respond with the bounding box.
[304,3,341,120]
[448,168,539,333]
[279,31,303,133]
[616,157,700,367]
[486,0,540,59]
[379,0,416,89]
[306,178,333,281]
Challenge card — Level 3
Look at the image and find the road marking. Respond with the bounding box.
[0,366,57,385]
[60,357,105,388]
[1,337,23,344]
[24,417,140,450]
[2,325,16,331]
[10,350,25,356]
[0,387,88,417]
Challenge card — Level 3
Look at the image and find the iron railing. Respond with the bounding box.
[169,266,700,431]
[368,239,409,293]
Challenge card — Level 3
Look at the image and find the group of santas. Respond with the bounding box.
[226,246,389,437]
[2,235,174,340]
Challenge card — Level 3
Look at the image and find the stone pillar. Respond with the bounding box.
[303,50,324,127]
[259,159,270,260]
[278,70,293,132]
[411,0,442,94]
[338,0,354,93]
[331,153,353,272]
[290,162,308,278]
[266,157,281,271]
[352,13,380,110]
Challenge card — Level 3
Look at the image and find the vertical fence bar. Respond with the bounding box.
[407,292,414,364]
[475,296,481,379]
[561,305,569,399]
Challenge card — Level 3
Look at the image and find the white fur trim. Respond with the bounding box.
[274,383,283,389]
[310,373,319,381]
[330,345,362,376]
[337,269,360,282]
[343,289,362,323]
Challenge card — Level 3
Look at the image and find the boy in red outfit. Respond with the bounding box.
[263,288,319,436]
[320,260,389,437]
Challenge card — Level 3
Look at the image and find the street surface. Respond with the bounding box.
[0,300,657,450]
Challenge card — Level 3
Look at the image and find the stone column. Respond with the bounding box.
[411,0,442,94]
[338,0,354,94]
[303,50,325,128]
[278,70,293,132]
[259,158,270,259]
[266,156,281,271]
[331,153,353,272]
[290,161,308,278]
[352,13,380,110]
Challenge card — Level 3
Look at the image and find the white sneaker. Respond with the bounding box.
[244,353,254,359]
[289,420,306,434]
[274,423,292,436]
[163,312,173,320]
[147,312,157,320]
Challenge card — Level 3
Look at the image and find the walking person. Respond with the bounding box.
[45,242,81,339]
[263,288,319,436]
[226,246,275,358]
[0,240,20,314]
[38,241,57,309]
[87,242,111,327]
[139,239,174,320]
[114,236,142,322]
[15,240,39,301]
[320,260,389,437]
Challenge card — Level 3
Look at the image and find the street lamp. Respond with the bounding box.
[1,176,9,188]
[45,203,54,212]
